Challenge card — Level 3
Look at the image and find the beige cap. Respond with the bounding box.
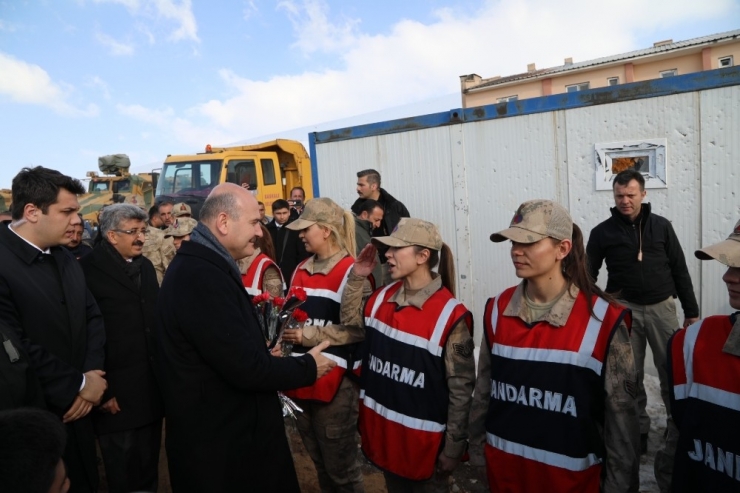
[372,218,443,251]
[165,217,197,238]
[173,202,192,217]
[490,199,572,244]
[286,197,344,231]
[695,219,740,267]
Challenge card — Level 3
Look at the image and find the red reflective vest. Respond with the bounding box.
[669,315,740,492]
[359,281,472,480]
[241,253,285,297]
[483,286,628,493]
[283,256,358,403]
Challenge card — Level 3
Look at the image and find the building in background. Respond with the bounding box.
[460,29,740,108]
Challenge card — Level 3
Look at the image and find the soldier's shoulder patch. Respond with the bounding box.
[453,338,475,358]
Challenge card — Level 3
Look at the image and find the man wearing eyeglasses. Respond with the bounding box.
[0,166,107,493]
[80,203,163,493]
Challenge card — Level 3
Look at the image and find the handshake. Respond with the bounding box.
[62,369,108,423]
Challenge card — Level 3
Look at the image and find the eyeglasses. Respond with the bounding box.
[113,228,148,237]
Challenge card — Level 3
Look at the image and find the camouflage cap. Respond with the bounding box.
[286,197,344,231]
[372,218,443,251]
[165,217,197,238]
[695,218,740,268]
[490,199,572,244]
[173,202,192,217]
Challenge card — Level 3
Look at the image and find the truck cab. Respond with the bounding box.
[155,139,313,219]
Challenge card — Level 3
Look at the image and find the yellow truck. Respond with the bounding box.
[1,189,10,212]
[155,139,313,219]
[79,154,157,226]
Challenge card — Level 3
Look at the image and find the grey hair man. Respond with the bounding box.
[81,203,163,493]
[154,183,336,492]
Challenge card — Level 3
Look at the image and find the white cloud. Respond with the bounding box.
[242,0,259,21]
[0,19,19,32]
[114,0,737,150]
[92,0,199,43]
[152,0,199,42]
[0,52,99,117]
[95,31,135,55]
[277,0,360,55]
[87,76,111,99]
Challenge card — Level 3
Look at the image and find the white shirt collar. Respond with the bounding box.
[7,224,51,254]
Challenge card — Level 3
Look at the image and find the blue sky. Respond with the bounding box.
[1,0,738,188]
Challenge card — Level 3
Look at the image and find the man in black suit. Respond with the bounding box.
[267,198,309,285]
[0,166,107,493]
[81,203,163,493]
[155,183,336,492]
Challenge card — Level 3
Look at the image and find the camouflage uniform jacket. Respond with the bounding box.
[237,249,284,298]
[142,226,175,286]
[468,282,640,493]
[298,250,371,347]
[343,272,476,460]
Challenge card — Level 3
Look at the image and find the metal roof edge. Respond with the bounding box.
[312,66,740,145]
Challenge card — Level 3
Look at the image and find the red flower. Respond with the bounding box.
[291,308,309,323]
[252,292,270,305]
[273,296,286,308]
[289,286,307,302]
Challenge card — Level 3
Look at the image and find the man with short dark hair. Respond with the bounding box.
[353,199,384,287]
[80,204,163,493]
[158,200,175,227]
[267,198,309,285]
[143,205,175,285]
[0,166,107,493]
[258,201,271,225]
[154,183,336,492]
[0,408,70,493]
[587,168,699,455]
[351,168,409,236]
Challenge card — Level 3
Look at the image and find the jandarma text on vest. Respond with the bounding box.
[367,353,425,389]
[490,379,577,417]
[688,439,740,481]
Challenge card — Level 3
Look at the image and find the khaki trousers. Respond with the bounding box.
[621,297,679,434]
[295,377,364,493]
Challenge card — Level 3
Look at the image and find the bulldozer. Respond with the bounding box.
[0,189,10,212]
[78,154,157,226]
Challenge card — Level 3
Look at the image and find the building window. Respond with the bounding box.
[497,95,518,103]
[719,56,734,68]
[594,139,668,190]
[566,82,590,92]
[607,77,619,86]
[660,69,677,78]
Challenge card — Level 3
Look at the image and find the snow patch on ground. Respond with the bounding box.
[640,374,666,493]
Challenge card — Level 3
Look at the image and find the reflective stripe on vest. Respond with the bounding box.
[283,256,357,403]
[486,432,602,471]
[487,295,609,375]
[359,391,446,433]
[365,296,461,358]
[674,318,740,412]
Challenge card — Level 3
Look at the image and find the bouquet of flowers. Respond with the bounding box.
[252,286,308,350]
[252,286,310,418]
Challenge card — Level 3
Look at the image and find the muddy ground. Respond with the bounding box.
[98,374,666,492]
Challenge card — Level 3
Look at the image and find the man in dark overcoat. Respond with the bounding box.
[81,203,163,493]
[0,166,107,493]
[154,183,336,492]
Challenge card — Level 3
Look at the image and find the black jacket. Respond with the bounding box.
[352,187,410,236]
[0,321,45,411]
[586,203,699,316]
[154,240,318,492]
[0,222,106,490]
[80,245,163,435]
[267,217,309,285]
